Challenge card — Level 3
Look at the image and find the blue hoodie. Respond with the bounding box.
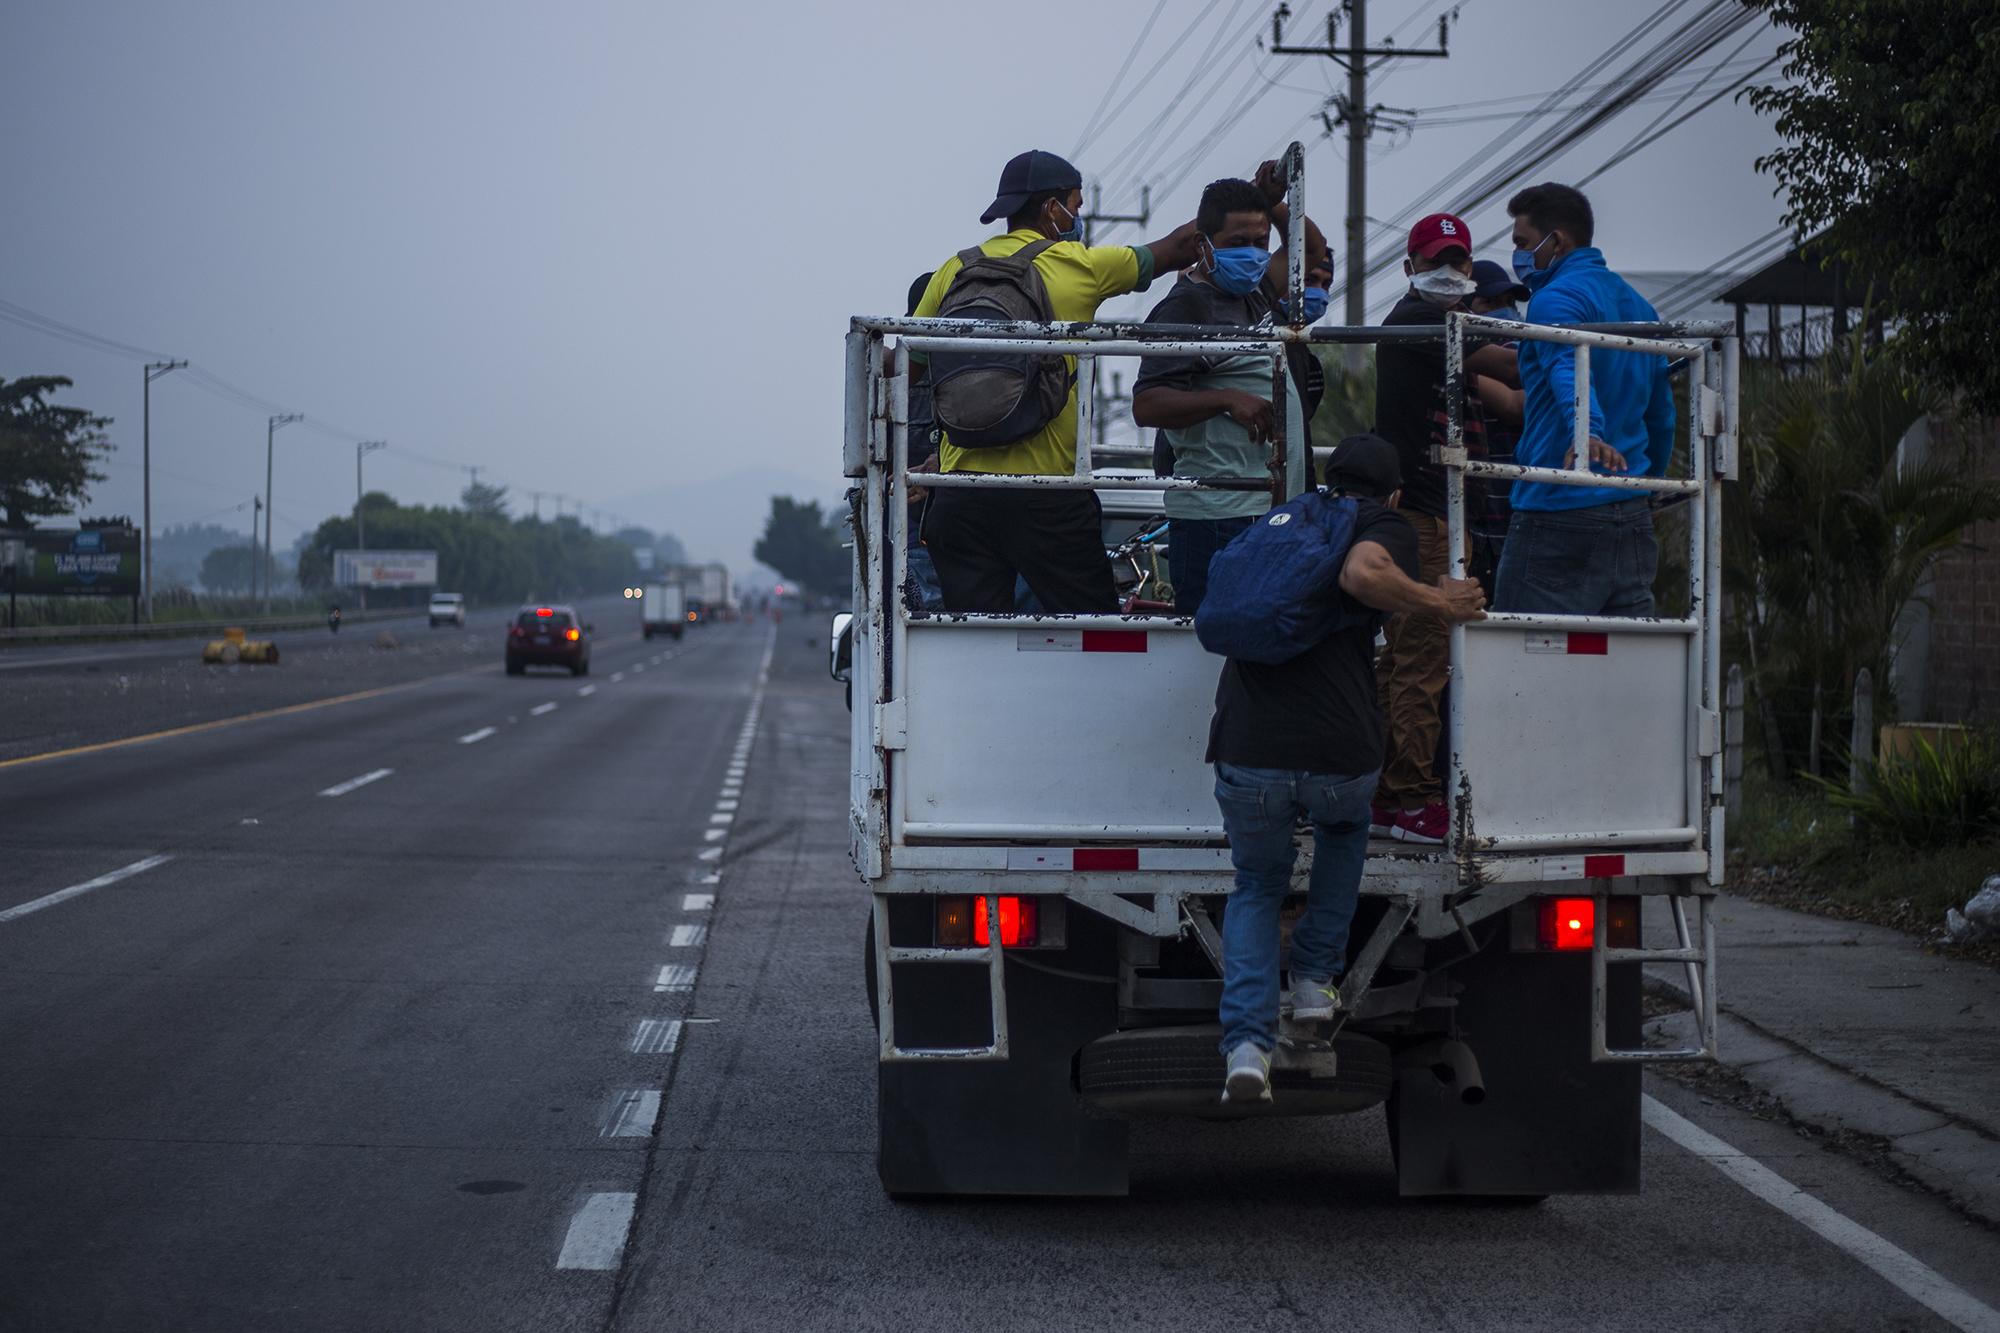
[1512,247,1676,512]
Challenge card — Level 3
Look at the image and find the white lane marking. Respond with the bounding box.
[670,924,707,948]
[577,684,597,697]
[697,847,722,862]
[632,665,645,674]
[714,799,739,812]
[611,671,626,683]
[708,813,733,825]
[529,702,558,717]
[720,785,741,797]
[1642,1096,2000,1332]
[458,726,497,745]
[601,1088,661,1138]
[703,829,726,842]
[655,964,695,992]
[683,893,714,911]
[651,655,663,664]
[0,854,173,925]
[698,873,721,885]
[631,1019,681,1054]
[319,768,393,797]
[555,1192,636,1270]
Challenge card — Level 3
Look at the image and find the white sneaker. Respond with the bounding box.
[1288,975,1342,1023]
[1223,1041,1272,1103]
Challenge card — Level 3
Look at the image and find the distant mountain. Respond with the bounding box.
[603,465,847,586]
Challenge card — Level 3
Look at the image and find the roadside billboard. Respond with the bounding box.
[0,526,141,596]
[333,549,439,588]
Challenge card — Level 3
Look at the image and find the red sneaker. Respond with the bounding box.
[1369,803,1399,838]
[1390,803,1449,845]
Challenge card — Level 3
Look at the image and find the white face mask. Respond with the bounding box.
[1410,267,1478,308]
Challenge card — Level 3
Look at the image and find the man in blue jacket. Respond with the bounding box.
[1498,183,1675,615]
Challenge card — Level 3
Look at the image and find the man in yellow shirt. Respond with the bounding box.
[913,149,1202,612]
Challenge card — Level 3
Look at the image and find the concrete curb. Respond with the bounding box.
[1645,975,2000,1229]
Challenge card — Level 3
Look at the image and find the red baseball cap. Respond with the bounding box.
[1407,213,1473,259]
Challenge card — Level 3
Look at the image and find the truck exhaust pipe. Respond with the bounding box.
[1400,1038,1486,1106]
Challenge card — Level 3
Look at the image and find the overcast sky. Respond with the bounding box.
[1,0,1790,576]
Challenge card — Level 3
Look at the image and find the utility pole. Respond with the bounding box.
[355,440,386,610]
[141,359,186,621]
[530,490,543,520]
[1076,184,1153,460]
[263,413,303,614]
[250,496,262,598]
[1272,0,1450,370]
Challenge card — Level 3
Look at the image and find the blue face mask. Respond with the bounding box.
[1289,285,1330,323]
[1208,245,1271,296]
[1511,233,1556,285]
[1053,199,1083,244]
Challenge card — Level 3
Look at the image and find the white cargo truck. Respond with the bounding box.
[642,582,686,639]
[838,145,1737,1201]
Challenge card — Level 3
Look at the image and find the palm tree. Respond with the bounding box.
[1726,333,2000,776]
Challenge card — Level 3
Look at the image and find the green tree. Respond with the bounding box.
[461,480,510,519]
[199,543,260,593]
[1725,335,2000,776]
[1746,1,2000,412]
[0,376,113,527]
[753,496,849,598]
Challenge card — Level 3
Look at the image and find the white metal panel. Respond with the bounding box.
[897,623,1223,839]
[1456,623,1692,847]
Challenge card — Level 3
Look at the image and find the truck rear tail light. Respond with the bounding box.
[936,896,1038,948]
[565,628,581,641]
[1535,896,1640,950]
[1540,898,1595,950]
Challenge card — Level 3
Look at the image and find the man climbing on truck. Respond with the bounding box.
[1203,434,1489,1103]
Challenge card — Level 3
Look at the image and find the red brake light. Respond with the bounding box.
[1540,897,1596,951]
[973,896,1037,948]
[565,627,580,641]
[536,607,553,617]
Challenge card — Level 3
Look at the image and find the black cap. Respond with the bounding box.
[1470,259,1529,304]
[1324,433,1403,499]
[981,150,1083,225]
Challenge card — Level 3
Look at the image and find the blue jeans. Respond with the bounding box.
[1169,515,1255,615]
[1213,763,1379,1054]
[907,541,946,614]
[1493,499,1657,616]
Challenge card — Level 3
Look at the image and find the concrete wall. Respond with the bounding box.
[1924,416,2000,724]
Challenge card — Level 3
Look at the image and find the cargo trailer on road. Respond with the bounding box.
[642,582,686,639]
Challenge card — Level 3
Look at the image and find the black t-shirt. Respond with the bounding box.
[1372,291,1450,518]
[1205,501,1420,774]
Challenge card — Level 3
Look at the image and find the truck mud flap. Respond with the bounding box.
[876,899,1127,1197]
[1390,947,1641,1197]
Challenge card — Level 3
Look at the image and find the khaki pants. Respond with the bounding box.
[1374,512,1450,808]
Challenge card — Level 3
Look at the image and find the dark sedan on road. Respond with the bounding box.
[505,605,592,676]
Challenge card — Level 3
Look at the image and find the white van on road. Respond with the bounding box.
[428,592,465,628]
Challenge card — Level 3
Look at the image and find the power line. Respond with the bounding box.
[1648,224,1795,319]
[1072,0,1172,157]
[1072,0,1234,161]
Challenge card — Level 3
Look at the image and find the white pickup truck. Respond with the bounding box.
[841,151,1738,1201]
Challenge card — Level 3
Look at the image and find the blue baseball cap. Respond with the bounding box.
[981,150,1084,224]
[1470,259,1529,304]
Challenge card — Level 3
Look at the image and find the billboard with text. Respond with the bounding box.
[333,549,438,588]
[0,526,141,596]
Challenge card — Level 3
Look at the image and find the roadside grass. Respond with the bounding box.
[1731,766,2000,937]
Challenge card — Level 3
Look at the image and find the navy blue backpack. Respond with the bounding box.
[1194,490,1367,664]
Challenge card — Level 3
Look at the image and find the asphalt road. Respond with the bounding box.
[3,619,1998,1332]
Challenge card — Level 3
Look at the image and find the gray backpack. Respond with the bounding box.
[929,239,1074,448]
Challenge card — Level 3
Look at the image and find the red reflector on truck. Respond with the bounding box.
[1568,631,1608,655]
[1541,898,1595,950]
[1072,848,1140,871]
[972,897,1038,948]
[1080,630,1147,653]
[1583,853,1626,878]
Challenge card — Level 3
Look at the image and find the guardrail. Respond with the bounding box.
[0,606,426,646]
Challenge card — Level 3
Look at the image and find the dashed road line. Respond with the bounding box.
[601,1089,661,1138]
[611,672,626,683]
[529,702,558,717]
[669,924,707,948]
[0,854,174,925]
[708,812,733,825]
[631,1019,682,1055]
[319,768,393,797]
[1642,1096,2000,1332]
[555,1192,636,1270]
[697,847,722,862]
[654,964,696,992]
[682,893,713,911]
[458,726,497,745]
[577,684,597,697]
[714,799,739,811]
